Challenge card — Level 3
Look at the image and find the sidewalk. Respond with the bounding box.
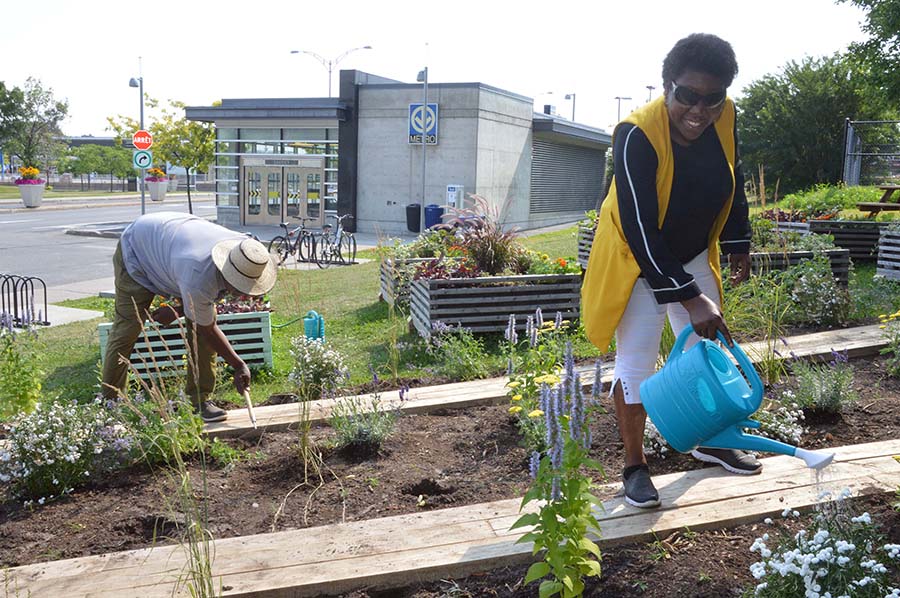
[0,191,214,213]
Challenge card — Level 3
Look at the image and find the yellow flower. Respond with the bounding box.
[511,394,522,402]
[541,320,555,328]
[534,374,561,386]
[880,325,887,329]
[509,405,523,414]
[541,253,549,260]
[527,409,544,418]
[506,380,521,388]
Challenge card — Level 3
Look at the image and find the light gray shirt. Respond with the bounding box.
[120,212,245,326]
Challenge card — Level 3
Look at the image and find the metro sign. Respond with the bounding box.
[132,130,153,150]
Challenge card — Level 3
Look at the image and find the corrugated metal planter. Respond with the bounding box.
[98,311,273,379]
[808,220,889,262]
[576,226,595,269]
[877,229,900,281]
[409,273,582,338]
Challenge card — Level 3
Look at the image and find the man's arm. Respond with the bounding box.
[195,322,251,394]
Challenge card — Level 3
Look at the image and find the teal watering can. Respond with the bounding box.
[641,326,833,469]
[303,310,325,340]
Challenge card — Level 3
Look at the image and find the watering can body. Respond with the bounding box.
[641,326,801,458]
[303,310,325,340]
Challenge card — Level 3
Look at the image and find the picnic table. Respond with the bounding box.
[857,185,900,216]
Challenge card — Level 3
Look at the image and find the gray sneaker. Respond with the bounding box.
[623,464,661,508]
[691,447,762,475]
[198,401,227,423]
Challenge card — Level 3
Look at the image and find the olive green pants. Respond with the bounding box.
[101,243,217,406]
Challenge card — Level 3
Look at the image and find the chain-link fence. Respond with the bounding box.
[842,119,900,186]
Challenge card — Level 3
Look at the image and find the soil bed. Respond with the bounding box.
[3,357,900,596]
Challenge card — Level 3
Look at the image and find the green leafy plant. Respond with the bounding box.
[879,309,900,378]
[746,490,900,597]
[505,310,573,452]
[510,345,604,598]
[441,194,526,275]
[424,322,490,381]
[750,395,806,444]
[788,350,858,413]
[784,256,852,326]
[0,315,43,421]
[111,389,205,467]
[525,253,582,275]
[288,335,349,402]
[329,385,405,455]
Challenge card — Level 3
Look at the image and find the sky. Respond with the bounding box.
[2,0,870,137]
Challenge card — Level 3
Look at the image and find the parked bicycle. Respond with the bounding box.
[268,216,318,266]
[315,214,357,269]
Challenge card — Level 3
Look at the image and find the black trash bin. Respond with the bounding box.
[424,204,445,229]
[406,203,421,233]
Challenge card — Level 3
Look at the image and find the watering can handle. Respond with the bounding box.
[671,325,764,410]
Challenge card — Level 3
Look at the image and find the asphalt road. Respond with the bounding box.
[0,198,216,287]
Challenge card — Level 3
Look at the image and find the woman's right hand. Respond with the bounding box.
[680,293,733,346]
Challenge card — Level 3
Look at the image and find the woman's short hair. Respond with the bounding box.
[662,33,738,88]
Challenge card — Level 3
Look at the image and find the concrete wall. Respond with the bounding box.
[356,83,542,235]
[472,88,534,229]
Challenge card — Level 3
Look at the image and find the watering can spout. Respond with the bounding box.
[703,422,835,470]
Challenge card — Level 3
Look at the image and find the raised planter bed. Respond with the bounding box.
[877,228,900,281]
[576,225,595,268]
[721,248,851,284]
[774,220,810,235]
[379,257,451,307]
[409,273,582,338]
[808,219,889,262]
[98,311,273,378]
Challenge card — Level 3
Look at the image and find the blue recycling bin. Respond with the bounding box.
[424,204,445,229]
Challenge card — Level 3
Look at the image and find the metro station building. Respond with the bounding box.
[185,70,611,234]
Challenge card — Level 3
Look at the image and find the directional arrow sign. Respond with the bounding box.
[133,150,153,170]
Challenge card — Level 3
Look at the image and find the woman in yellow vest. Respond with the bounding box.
[582,33,755,508]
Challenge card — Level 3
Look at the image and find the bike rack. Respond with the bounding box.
[0,273,51,327]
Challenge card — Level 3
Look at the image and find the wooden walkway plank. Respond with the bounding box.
[209,324,887,438]
[8,439,900,597]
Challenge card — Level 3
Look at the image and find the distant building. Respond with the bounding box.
[186,70,611,233]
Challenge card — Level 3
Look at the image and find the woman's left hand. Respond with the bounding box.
[729,253,751,285]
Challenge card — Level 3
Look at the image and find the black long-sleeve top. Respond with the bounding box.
[613,121,750,304]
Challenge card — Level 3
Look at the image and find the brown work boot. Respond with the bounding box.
[197,401,227,423]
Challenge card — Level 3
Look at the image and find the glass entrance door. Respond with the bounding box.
[244,167,283,225]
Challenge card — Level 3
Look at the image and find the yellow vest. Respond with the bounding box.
[581,96,737,351]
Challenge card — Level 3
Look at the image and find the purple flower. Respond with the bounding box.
[529,451,541,479]
[504,314,518,344]
[554,311,563,329]
[534,307,543,328]
[398,384,410,402]
[591,359,603,401]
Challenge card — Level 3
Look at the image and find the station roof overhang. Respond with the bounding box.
[532,113,612,150]
[185,98,347,123]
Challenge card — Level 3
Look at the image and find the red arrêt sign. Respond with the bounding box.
[132,130,153,150]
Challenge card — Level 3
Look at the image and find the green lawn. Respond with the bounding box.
[49,225,592,405]
[0,185,134,200]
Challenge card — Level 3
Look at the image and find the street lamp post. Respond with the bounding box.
[614,96,632,122]
[128,70,145,216]
[417,66,429,235]
[290,45,372,97]
[646,85,656,102]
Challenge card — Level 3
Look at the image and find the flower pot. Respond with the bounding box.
[147,180,167,202]
[17,183,45,208]
[167,178,178,192]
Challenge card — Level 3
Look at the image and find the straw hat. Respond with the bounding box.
[211,237,277,296]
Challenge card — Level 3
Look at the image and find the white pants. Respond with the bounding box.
[612,250,721,405]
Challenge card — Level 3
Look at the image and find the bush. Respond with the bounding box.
[0,315,43,421]
[784,256,851,326]
[425,322,491,381]
[746,492,900,598]
[750,396,805,444]
[789,351,857,413]
[329,392,399,454]
[110,390,205,466]
[0,398,130,503]
[288,336,349,401]
[780,184,882,218]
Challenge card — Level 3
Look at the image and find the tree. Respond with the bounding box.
[839,0,900,100]
[100,145,134,192]
[0,82,25,149]
[737,53,894,194]
[61,144,105,190]
[2,78,68,171]
[107,98,214,213]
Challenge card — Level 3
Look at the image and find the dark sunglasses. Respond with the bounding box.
[670,81,727,109]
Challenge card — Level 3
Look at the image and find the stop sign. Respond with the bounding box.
[132,130,153,150]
